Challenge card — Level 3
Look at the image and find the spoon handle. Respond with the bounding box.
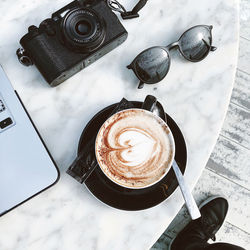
[172,160,201,220]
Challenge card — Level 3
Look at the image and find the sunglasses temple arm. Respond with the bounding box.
[127,63,145,89]
[210,46,217,51]
[166,41,179,51]
[138,81,145,89]
[202,39,217,52]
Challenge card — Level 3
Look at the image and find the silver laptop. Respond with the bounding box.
[0,66,59,216]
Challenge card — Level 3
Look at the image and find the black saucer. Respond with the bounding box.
[78,102,187,211]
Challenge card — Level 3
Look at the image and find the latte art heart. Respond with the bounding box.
[95,109,174,188]
[115,128,156,167]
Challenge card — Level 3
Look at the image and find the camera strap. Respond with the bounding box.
[107,0,148,19]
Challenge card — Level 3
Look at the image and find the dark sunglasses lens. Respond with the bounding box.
[179,26,212,62]
[133,47,170,83]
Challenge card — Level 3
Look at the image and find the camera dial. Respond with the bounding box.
[62,7,106,52]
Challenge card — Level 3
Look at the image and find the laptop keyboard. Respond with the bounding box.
[0,93,15,132]
[0,99,5,113]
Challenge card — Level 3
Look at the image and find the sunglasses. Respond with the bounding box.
[127,25,217,89]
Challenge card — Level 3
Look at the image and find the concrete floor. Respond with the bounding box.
[152,1,250,249]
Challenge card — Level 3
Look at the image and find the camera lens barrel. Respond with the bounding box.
[62,8,106,52]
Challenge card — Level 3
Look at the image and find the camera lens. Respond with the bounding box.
[62,8,106,52]
[75,20,91,36]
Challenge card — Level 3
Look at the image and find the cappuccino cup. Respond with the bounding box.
[95,97,175,189]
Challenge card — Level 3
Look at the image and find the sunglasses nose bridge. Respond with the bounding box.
[166,41,179,51]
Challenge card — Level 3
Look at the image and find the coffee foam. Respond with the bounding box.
[95,109,174,188]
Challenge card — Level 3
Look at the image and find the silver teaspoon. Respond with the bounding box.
[172,160,201,220]
[153,101,201,220]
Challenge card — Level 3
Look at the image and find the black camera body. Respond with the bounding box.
[17,0,128,86]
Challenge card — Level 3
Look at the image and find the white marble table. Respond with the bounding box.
[0,0,239,249]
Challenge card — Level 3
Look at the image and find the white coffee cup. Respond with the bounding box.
[95,108,175,189]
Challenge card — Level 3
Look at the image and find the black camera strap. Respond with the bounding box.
[107,0,148,19]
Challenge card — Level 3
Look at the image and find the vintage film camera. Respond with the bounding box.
[17,0,128,86]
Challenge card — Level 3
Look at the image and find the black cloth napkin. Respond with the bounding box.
[67,98,134,183]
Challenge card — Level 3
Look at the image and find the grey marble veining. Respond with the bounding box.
[0,0,239,249]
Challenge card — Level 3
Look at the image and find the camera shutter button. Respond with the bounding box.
[28,25,39,36]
